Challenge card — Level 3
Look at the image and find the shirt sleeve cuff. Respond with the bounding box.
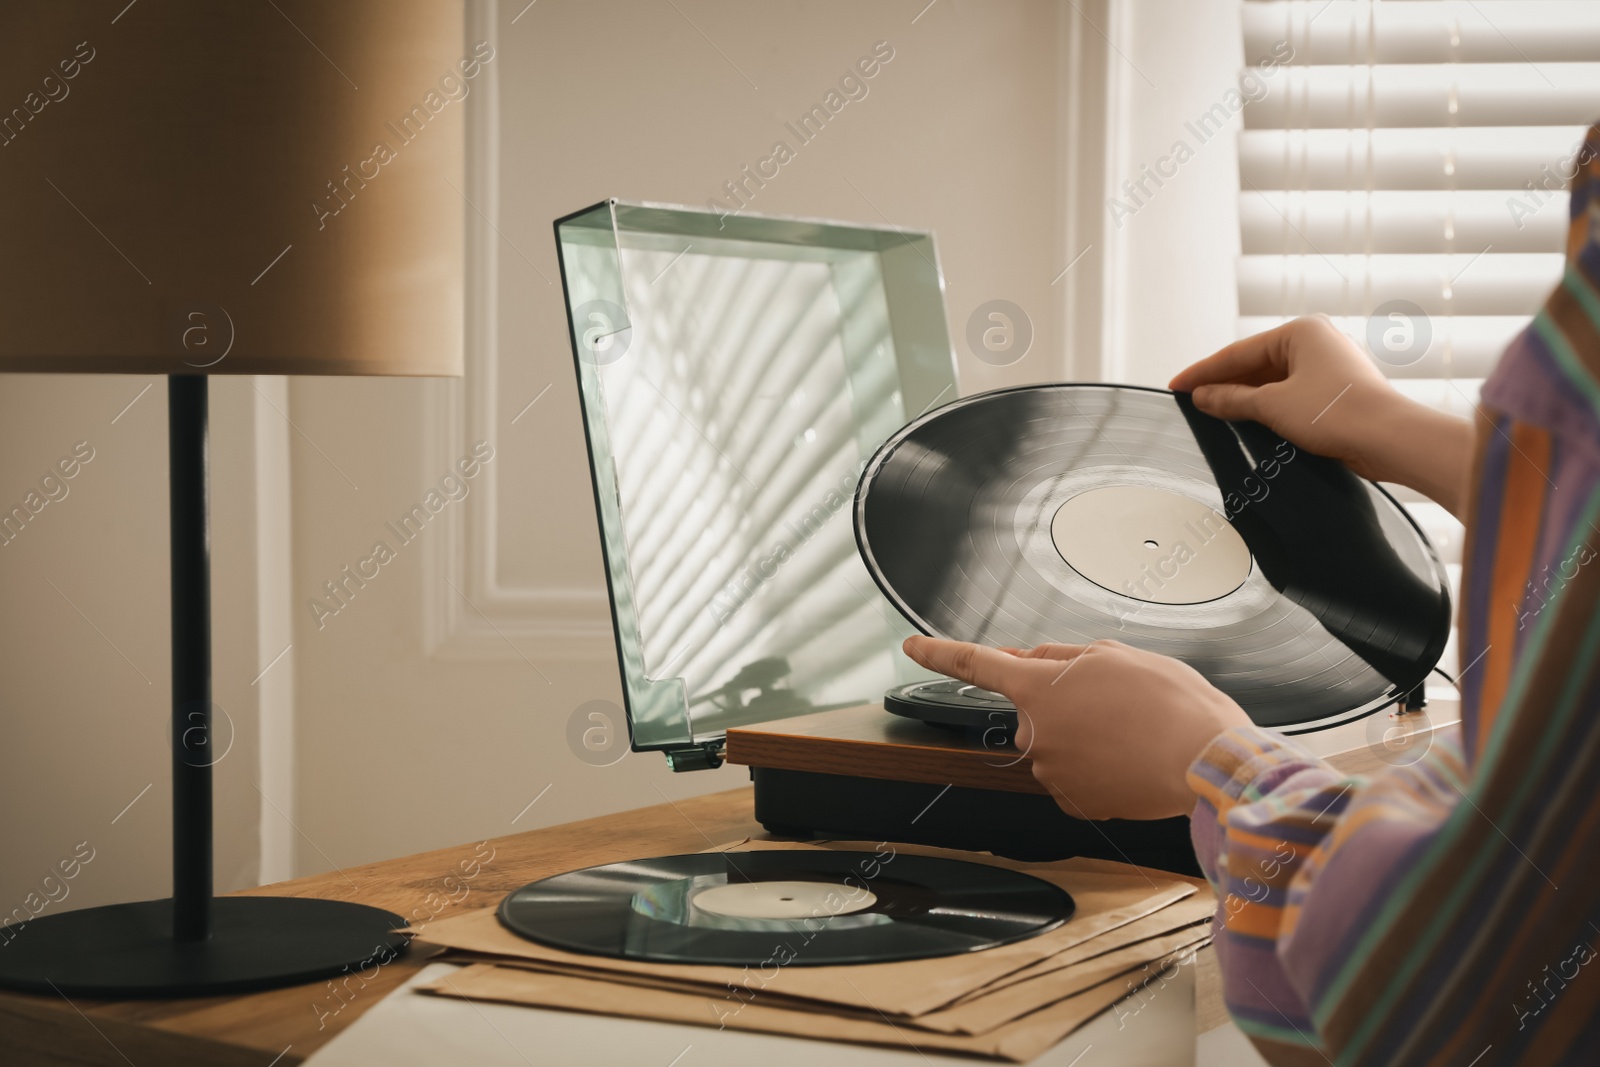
[1185,724,1332,880]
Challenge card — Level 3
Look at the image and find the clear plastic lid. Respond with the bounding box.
[554,200,954,756]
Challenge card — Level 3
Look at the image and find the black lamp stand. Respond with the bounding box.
[0,376,409,997]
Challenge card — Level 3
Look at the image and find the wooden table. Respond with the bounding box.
[3,716,1416,1066]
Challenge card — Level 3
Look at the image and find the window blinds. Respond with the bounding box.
[1238,0,1600,683]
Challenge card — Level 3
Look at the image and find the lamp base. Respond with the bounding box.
[0,896,408,998]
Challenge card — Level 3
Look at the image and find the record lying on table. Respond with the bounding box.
[498,849,1074,966]
[856,384,1451,734]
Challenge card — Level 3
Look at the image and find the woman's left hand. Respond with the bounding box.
[902,636,1252,820]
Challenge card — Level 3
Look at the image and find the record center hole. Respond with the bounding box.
[1143,539,1160,550]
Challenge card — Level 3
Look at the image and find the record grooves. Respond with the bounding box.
[855,384,1451,734]
[498,850,1075,966]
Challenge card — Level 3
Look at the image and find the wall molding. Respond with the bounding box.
[429,0,1122,662]
[252,375,298,883]
[1058,0,1121,381]
[1100,0,1134,384]
[425,0,614,662]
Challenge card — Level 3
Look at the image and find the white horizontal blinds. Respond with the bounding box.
[1239,1,1600,685]
[1239,2,1597,333]
[1239,0,1600,425]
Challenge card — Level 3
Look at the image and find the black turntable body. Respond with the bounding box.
[725,704,1202,874]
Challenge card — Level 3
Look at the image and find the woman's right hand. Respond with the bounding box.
[1169,315,1474,516]
[1168,315,1399,481]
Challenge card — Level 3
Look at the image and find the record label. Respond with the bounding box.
[1050,484,1252,605]
[693,881,878,920]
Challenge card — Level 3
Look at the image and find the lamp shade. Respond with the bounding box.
[0,1,466,375]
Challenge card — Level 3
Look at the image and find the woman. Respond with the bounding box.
[906,127,1600,1065]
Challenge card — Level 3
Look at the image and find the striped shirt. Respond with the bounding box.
[1187,124,1600,1066]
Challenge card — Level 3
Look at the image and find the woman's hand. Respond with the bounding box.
[1170,315,1474,517]
[902,636,1251,821]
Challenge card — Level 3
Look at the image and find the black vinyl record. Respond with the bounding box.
[855,385,1452,733]
[497,849,1074,966]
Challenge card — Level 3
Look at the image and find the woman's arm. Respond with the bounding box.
[1169,316,1476,518]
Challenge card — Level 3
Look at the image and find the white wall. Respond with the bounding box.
[1104,0,1246,386]
[0,375,281,917]
[287,0,1087,875]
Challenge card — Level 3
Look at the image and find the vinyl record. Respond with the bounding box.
[855,385,1452,733]
[497,849,1074,966]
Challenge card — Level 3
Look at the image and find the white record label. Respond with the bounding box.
[1050,485,1252,605]
[692,881,878,920]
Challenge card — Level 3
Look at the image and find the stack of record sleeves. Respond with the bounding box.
[408,840,1214,1061]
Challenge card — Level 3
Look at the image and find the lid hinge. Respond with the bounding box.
[664,741,726,772]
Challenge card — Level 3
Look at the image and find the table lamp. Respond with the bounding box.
[0,1,465,995]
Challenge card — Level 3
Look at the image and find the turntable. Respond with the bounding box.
[553,201,1449,878]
